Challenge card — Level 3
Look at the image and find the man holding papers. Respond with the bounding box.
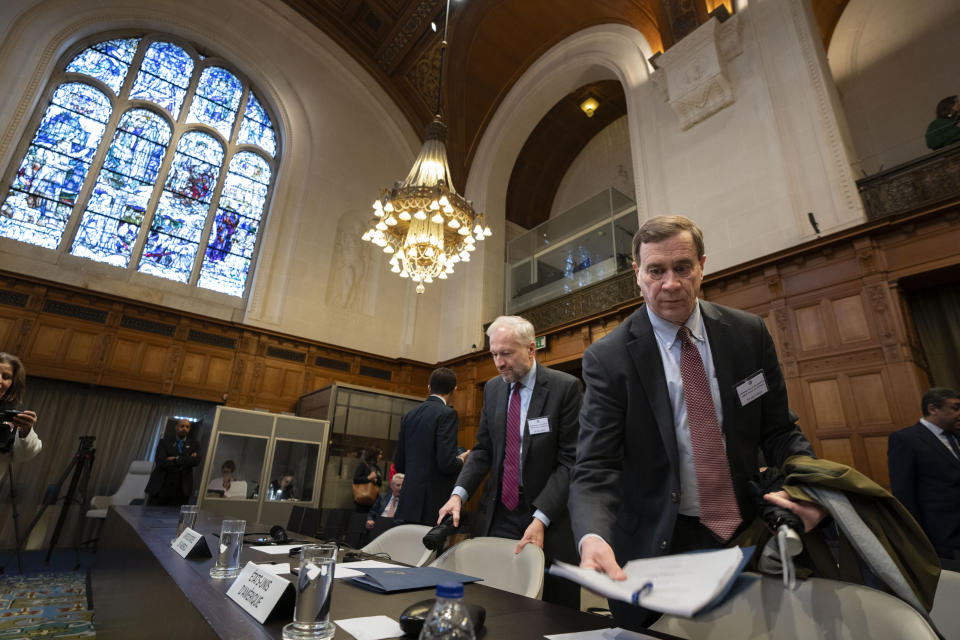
[568,216,823,629]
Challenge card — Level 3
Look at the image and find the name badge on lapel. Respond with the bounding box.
[527,417,550,435]
[735,370,768,406]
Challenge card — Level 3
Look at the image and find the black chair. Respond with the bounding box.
[287,506,322,538]
[319,508,352,544]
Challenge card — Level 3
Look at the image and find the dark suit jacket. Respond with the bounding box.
[394,396,463,525]
[455,363,581,560]
[367,491,396,521]
[888,422,960,557]
[569,301,814,565]
[145,436,201,500]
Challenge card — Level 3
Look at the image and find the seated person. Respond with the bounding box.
[366,473,403,529]
[926,95,960,150]
[206,459,246,498]
[268,472,296,500]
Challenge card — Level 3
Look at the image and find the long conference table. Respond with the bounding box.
[92,506,673,639]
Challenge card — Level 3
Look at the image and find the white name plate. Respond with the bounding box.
[171,527,212,559]
[227,561,294,624]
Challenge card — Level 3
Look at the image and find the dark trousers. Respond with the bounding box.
[487,491,581,610]
[610,515,725,631]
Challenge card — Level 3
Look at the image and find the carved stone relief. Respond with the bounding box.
[651,16,743,130]
[325,210,374,315]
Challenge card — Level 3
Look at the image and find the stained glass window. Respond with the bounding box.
[0,83,111,248]
[187,67,243,140]
[129,41,194,118]
[71,109,172,265]
[65,38,139,94]
[198,152,271,296]
[0,34,278,298]
[138,131,223,283]
[237,93,276,157]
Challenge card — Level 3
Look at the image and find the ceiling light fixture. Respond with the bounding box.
[580,96,599,118]
[362,0,490,294]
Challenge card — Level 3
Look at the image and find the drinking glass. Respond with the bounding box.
[282,543,337,639]
[171,504,199,544]
[209,519,245,579]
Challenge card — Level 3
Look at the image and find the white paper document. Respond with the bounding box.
[334,615,404,640]
[250,544,303,555]
[334,565,364,579]
[545,629,665,640]
[549,546,751,618]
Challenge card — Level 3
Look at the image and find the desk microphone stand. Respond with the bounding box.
[19,436,96,565]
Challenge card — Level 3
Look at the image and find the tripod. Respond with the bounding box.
[1,461,24,573]
[19,436,96,565]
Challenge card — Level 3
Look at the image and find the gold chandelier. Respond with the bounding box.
[361,1,490,294]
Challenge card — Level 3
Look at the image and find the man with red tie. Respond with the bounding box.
[568,216,823,630]
[438,315,582,607]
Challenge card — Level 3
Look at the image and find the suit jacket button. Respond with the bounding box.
[659,540,668,551]
[670,491,679,503]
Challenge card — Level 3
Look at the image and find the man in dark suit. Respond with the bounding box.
[146,418,201,506]
[366,473,404,529]
[394,368,467,526]
[889,387,960,559]
[438,315,582,607]
[568,216,821,629]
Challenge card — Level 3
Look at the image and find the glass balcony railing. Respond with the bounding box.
[506,188,638,314]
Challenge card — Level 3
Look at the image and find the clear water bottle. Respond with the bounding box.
[419,582,475,640]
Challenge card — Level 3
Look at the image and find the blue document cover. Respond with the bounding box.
[349,567,482,593]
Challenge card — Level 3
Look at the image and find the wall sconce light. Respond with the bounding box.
[580,97,599,118]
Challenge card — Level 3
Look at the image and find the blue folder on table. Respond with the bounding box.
[349,567,482,593]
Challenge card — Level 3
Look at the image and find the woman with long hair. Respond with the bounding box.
[0,352,41,468]
[352,446,383,511]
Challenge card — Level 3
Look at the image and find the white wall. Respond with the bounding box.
[550,115,635,217]
[828,0,960,176]
[0,0,463,362]
[466,0,865,352]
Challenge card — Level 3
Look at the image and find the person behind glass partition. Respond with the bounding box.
[206,459,246,498]
[269,471,296,500]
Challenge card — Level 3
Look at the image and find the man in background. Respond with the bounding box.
[438,315,582,607]
[926,95,960,150]
[146,418,201,506]
[889,387,960,559]
[394,368,466,526]
[367,473,404,529]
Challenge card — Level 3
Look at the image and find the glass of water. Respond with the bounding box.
[282,543,337,640]
[209,519,245,579]
[171,504,199,544]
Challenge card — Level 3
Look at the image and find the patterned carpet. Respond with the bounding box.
[0,571,94,638]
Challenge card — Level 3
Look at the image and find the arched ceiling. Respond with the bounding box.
[281,0,850,228]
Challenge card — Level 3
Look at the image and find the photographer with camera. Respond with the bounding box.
[0,352,40,474]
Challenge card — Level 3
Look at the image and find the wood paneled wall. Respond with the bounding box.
[442,206,960,489]
[2,205,957,490]
[0,275,433,412]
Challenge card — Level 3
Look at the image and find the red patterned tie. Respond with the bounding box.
[501,383,522,511]
[677,326,742,541]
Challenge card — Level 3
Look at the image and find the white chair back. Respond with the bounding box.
[429,536,544,599]
[87,460,153,518]
[650,572,940,640]
[361,524,436,567]
[930,569,960,639]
